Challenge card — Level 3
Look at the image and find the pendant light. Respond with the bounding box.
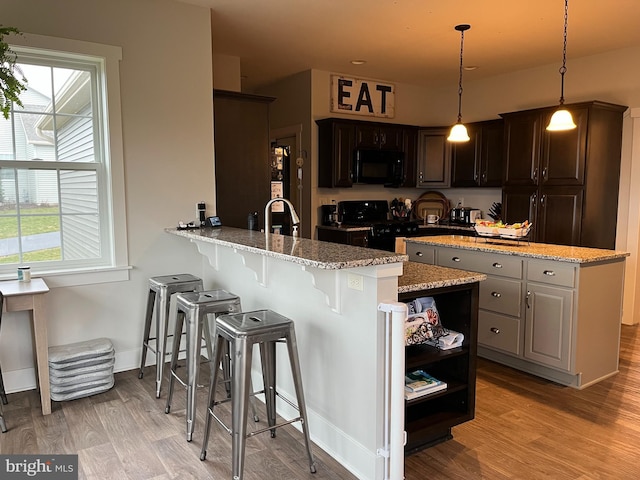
[448,24,471,142]
[547,0,576,131]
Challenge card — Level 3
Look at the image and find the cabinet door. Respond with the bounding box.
[537,186,583,246]
[479,120,504,187]
[450,124,480,187]
[540,106,588,186]
[524,283,573,371]
[400,128,418,187]
[503,111,542,186]
[502,186,538,238]
[355,124,379,149]
[318,120,355,187]
[379,125,405,151]
[417,129,451,187]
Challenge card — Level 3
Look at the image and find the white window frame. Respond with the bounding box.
[3,33,129,287]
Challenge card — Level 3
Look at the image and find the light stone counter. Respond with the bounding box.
[406,235,629,263]
[398,261,486,293]
[167,226,408,268]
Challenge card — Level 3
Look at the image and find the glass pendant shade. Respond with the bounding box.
[546,108,576,131]
[448,123,470,142]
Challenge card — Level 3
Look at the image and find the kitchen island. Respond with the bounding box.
[167,227,484,479]
[405,235,629,389]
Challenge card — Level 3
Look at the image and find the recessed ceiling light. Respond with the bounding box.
[351,60,366,65]
[464,65,479,71]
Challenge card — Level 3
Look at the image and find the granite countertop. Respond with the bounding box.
[417,222,475,233]
[166,226,408,270]
[406,235,629,264]
[398,261,486,293]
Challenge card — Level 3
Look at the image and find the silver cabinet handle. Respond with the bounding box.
[416,251,423,257]
[526,290,531,308]
[492,262,502,268]
[543,270,555,276]
[490,327,500,334]
[452,257,461,262]
[491,291,501,298]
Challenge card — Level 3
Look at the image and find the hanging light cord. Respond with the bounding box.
[456,28,465,123]
[558,0,569,105]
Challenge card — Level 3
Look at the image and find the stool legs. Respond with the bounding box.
[0,404,6,433]
[258,341,277,438]
[0,363,7,405]
[138,289,156,380]
[154,289,173,398]
[231,336,253,480]
[285,326,316,472]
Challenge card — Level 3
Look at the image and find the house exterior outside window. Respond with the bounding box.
[0,34,128,284]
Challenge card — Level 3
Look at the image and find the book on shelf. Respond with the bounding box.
[404,370,447,400]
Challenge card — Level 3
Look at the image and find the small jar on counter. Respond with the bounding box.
[18,266,31,282]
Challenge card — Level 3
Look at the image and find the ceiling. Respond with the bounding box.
[179,0,640,92]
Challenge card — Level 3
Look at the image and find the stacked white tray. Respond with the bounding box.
[48,338,115,402]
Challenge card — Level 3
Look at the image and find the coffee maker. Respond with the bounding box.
[320,204,338,226]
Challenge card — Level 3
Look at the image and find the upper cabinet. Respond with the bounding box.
[317,119,355,188]
[451,120,504,188]
[317,118,417,188]
[501,101,627,249]
[416,128,451,188]
[355,124,404,151]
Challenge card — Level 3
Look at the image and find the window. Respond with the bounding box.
[0,35,128,283]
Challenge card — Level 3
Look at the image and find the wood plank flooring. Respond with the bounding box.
[2,324,639,479]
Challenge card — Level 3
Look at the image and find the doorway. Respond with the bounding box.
[271,125,304,235]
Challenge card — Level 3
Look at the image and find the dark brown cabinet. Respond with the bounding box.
[355,123,404,151]
[214,90,274,229]
[316,227,369,247]
[398,281,478,453]
[501,101,626,248]
[451,120,504,187]
[317,119,356,188]
[416,128,451,188]
[317,118,417,188]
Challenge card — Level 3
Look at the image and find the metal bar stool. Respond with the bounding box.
[200,309,316,479]
[165,289,245,442]
[138,274,203,398]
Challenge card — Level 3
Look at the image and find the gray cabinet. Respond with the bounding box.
[407,241,625,388]
[416,129,450,188]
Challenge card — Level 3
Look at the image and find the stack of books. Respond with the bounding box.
[404,369,447,400]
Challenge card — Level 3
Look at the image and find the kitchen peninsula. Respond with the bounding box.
[166,226,485,479]
[405,235,629,389]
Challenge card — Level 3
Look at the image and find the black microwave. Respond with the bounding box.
[352,149,404,186]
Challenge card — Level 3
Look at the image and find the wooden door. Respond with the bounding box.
[479,120,504,187]
[417,129,451,187]
[451,123,480,187]
[537,186,584,246]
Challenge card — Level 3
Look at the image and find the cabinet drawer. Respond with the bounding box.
[478,311,521,355]
[479,277,522,317]
[437,247,522,279]
[527,260,575,288]
[406,243,435,264]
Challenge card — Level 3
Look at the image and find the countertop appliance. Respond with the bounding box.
[338,200,422,251]
[450,206,482,225]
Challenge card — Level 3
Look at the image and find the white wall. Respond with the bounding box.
[1,0,216,391]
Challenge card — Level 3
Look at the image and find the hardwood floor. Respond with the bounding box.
[406,324,640,480]
[0,361,355,480]
[2,325,639,479]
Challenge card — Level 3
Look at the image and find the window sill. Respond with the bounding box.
[0,266,132,288]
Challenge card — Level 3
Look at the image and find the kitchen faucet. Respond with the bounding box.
[264,197,301,238]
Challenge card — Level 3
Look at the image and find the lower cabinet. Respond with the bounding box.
[408,243,625,388]
[316,226,369,247]
[398,282,478,453]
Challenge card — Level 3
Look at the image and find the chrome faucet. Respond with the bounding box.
[264,197,301,237]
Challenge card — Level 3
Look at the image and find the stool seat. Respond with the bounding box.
[165,289,243,442]
[139,274,203,398]
[200,309,316,479]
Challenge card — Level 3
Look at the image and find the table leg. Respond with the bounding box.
[31,294,51,415]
